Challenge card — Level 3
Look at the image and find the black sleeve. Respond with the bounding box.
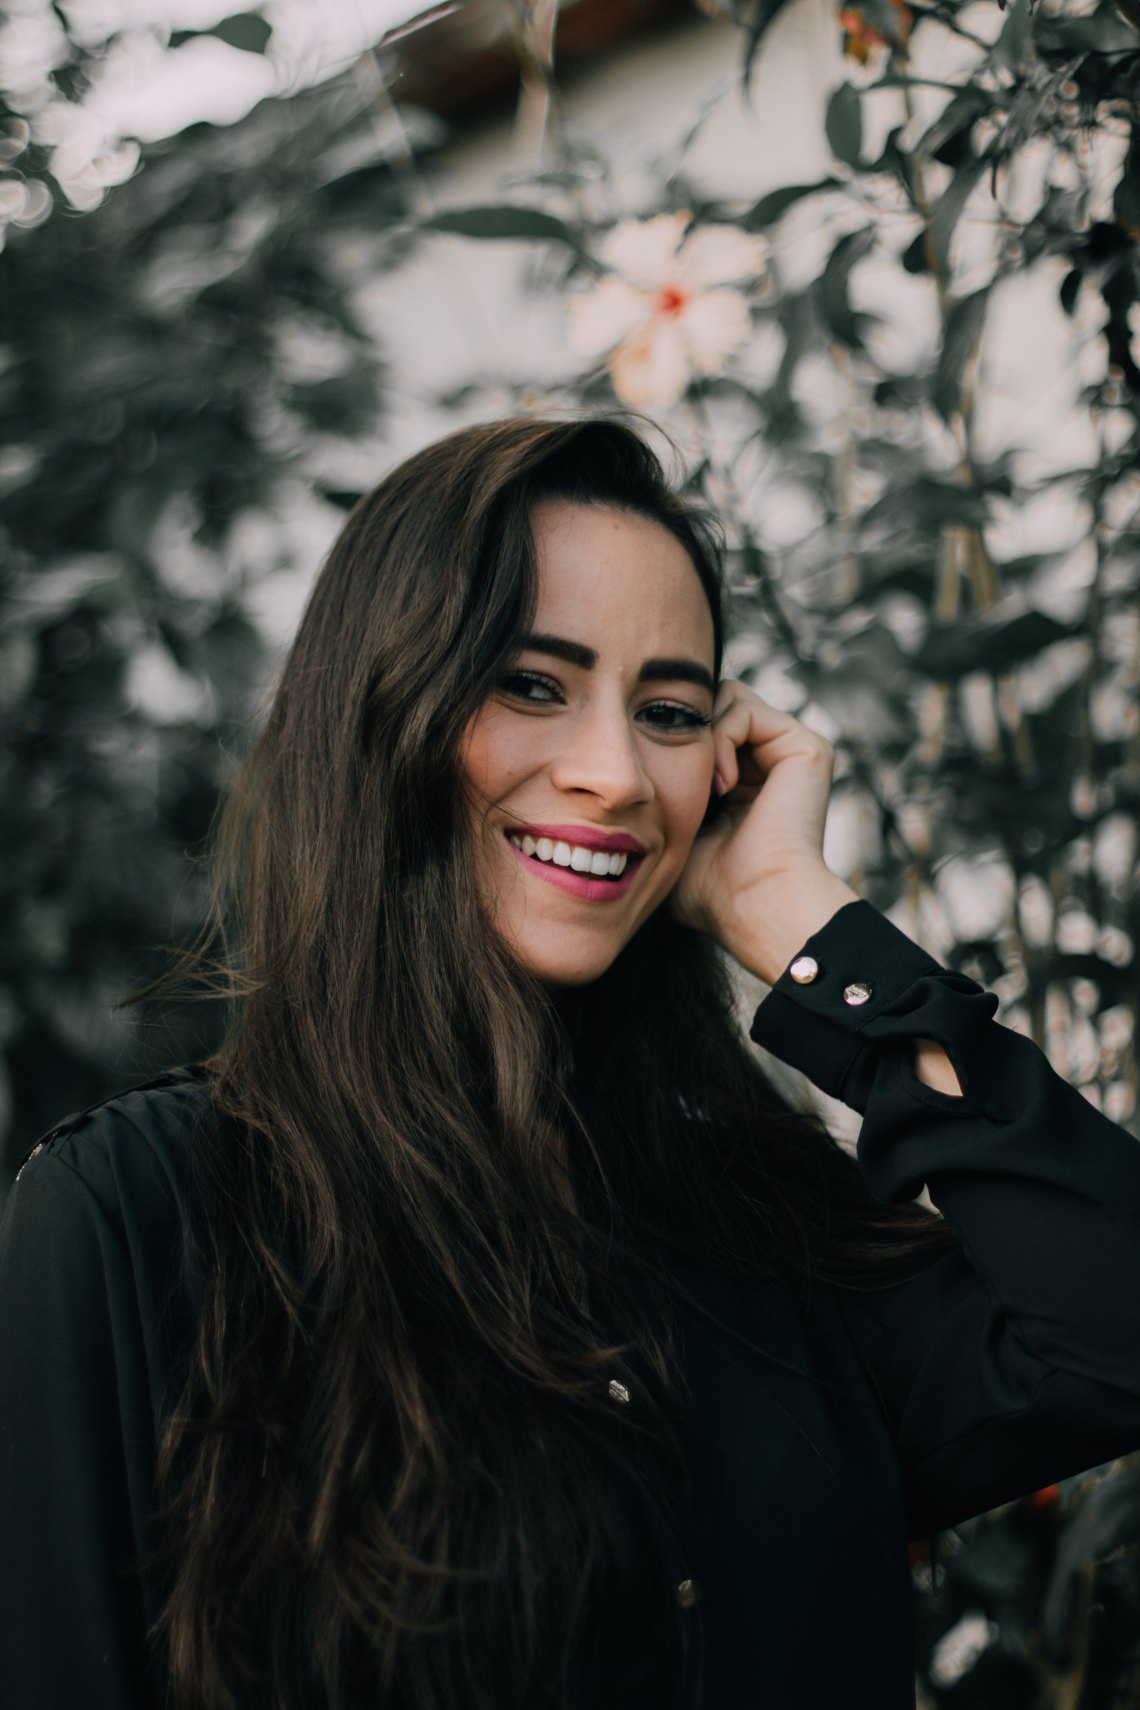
[0,1140,159,1708]
[748,897,1140,1542]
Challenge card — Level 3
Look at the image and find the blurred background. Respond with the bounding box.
[2,0,1139,1700]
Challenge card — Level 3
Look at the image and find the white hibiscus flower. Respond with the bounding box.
[930,1612,999,1687]
[566,211,766,409]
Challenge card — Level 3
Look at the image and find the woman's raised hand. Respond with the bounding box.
[666,678,861,985]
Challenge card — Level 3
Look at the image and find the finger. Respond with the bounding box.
[741,737,835,854]
[711,691,777,786]
[715,692,833,793]
[717,687,832,759]
[710,683,753,785]
[711,681,745,790]
[715,722,747,793]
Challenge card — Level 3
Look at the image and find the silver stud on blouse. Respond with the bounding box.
[789,955,819,985]
[15,1140,45,1183]
[675,1578,700,1609]
[843,982,872,1006]
[607,1379,630,1404]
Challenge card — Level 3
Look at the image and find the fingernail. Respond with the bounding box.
[714,771,727,795]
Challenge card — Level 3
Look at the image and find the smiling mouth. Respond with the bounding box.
[504,830,641,880]
[502,830,647,896]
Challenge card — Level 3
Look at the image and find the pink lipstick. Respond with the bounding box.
[510,823,646,854]
[503,833,645,902]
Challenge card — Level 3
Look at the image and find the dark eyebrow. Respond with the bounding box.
[519,632,716,695]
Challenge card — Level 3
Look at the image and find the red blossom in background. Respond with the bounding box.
[1021,1484,1061,1513]
[837,0,912,62]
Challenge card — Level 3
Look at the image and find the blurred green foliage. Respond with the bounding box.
[1,39,407,1174]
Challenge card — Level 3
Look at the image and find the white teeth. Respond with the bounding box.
[507,833,632,877]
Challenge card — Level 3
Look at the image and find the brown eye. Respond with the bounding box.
[496,671,561,703]
[640,703,712,732]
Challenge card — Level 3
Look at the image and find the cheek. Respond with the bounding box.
[658,749,716,846]
[459,705,527,804]
[458,710,492,802]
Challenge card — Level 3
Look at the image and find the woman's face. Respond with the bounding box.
[459,499,718,987]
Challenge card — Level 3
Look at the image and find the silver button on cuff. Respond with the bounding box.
[607,1379,630,1404]
[843,982,872,1006]
[676,1578,700,1609]
[789,955,819,985]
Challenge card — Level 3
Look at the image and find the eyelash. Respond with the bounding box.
[496,669,713,732]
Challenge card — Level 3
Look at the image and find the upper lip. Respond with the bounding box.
[506,823,648,855]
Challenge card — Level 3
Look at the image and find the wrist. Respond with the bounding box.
[913,1037,963,1096]
[724,869,863,987]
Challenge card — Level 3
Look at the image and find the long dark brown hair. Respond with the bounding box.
[138,413,959,1710]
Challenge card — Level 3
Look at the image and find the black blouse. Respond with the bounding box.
[3,898,1140,1708]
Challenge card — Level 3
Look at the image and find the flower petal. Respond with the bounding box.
[609,319,691,409]
[681,287,753,373]
[565,277,652,359]
[598,210,691,287]
[677,224,767,290]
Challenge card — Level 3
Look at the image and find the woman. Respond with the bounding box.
[3,413,1140,1710]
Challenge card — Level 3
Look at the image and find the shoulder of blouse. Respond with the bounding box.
[10,1064,219,1230]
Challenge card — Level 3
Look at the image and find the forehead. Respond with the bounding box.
[529,499,715,662]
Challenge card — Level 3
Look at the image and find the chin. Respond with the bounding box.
[522,947,618,990]
[486,857,673,990]
[538,964,608,990]
[497,919,633,989]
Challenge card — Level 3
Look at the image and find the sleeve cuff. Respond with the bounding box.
[747,898,948,1109]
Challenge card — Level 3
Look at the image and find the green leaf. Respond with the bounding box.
[901,231,929,275]
[1022,185,1089,267]
[864,125,918,207]
[914,87,993,162]
[316,486,365,512]
[1059,266,1082,315]
[859,476,989,535]
[932,286,989,422]
[818,225,877,349]
[739,0,798,91]
[992,0,1034,73]
[800,628,916,746]
[1030,951,1138,1011]
[419,206,581,247]
[1036,2,1139,54]
[858,555,933,599]
[8,555,128,627]
[739,179,840,232]
[859,0,910,44]
[914,610,1079,681]
[1113,123,1140,240]
[1040,1464,1140,1649]
[170,13,272,53]
[207,13,272,53]
[930,157,987,275]
[825,83,863,168]
[960,1527,1037,1597]
[0,634,36,710]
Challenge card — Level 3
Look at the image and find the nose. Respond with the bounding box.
[547,694,653,810]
